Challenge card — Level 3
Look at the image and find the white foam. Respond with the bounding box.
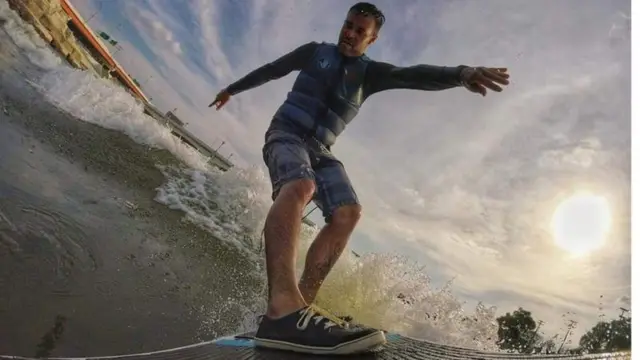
[0,3,504,351]
[0,0,61,70]
[36,67,211,171]
[0,1,209,172]
[154,164,272,255]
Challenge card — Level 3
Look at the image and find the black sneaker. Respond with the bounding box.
[254,304,386,355]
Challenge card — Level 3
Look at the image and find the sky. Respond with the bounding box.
[68,0,631,339]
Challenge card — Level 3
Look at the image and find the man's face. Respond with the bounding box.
[338,11,378,57]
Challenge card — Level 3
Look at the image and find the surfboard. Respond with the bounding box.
[0,330,631,360]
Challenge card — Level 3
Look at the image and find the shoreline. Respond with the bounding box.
[0,40,265,356]
[6,0,233,171]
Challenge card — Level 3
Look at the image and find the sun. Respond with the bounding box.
[551,193,612,256]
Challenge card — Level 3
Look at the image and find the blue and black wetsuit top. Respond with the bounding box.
[226,41,468,148]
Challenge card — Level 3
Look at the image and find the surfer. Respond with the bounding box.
[209,2,509,355]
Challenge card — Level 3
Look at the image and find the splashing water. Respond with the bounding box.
[0,2,503,352]
[314,252,500,350]
[153,163,502,351]
[154,164,272,255]
[0,1,61,70]
[0,1,209,172]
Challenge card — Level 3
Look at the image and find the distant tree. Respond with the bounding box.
[99,31,110,40]
[109,39,118,46]
[496,308,542,353]
[579,313,631,353]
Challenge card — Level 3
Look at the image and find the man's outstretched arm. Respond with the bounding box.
[226,41,318,95]
[364,61,509,97]
[209,41,319,109]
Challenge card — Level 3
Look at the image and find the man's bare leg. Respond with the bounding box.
[298,204,361,304]
[263,178,316,318]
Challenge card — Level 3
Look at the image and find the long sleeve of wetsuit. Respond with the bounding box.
[363,61,469,97]
[225,42,319,95]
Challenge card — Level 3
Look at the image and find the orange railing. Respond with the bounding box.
[59,0,150,103]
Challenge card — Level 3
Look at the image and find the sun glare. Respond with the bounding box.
[551,193,612,256]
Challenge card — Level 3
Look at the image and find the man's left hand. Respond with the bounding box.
[460,67,510,96]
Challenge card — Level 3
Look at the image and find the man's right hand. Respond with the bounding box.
[208,90,231,110]
[460,67,510,97]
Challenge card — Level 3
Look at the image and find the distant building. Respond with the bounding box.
[302,218,316,227]
[302,205,318,228]
[142,104,233,171]
[165,109,184,127]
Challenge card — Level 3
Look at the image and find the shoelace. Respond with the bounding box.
[296,304,349,331]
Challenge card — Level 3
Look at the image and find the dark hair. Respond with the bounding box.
[348,2,385,31]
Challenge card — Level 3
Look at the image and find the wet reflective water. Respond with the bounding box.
[0,44,262,357]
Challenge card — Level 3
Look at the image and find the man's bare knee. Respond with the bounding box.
[278,178,316,204]
[330,204,362,228]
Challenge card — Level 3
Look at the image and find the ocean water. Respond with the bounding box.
[0,1,504,357]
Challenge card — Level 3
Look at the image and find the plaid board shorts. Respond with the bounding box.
[262,129,359,223]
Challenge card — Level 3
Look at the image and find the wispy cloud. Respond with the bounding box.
[136,9,182,55]
[71,0,630,337]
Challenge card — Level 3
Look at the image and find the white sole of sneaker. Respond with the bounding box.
[254,330,386,355]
